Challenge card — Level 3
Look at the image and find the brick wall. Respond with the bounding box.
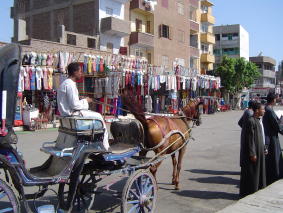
[153,0,191,67]
[14,0,30,13]
[54,0,69,4]
[73,2,98,36]
[33,0,50,9]
[32,12,51,41]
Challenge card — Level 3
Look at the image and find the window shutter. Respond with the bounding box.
[169,26,173,40]
[159,25,162,37]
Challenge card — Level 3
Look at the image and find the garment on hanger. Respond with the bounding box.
[30,66,36,90]
[35,67,43,90]
[48,68,54,90]
[18,66,25,92]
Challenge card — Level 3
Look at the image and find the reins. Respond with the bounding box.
[91,99,199,122]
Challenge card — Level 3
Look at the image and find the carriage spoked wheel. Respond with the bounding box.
[0,179,20,213]
[58,173,96,212]
[121,170,157,213]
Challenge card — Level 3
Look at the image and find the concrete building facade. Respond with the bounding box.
[213,24,249,65]
[250,56,276,97]
[11,0,216,74]
[11,0,130,54]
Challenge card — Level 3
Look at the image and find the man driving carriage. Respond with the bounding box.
[57,62,109,150]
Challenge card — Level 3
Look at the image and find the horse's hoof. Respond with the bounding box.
[175,186,180,190]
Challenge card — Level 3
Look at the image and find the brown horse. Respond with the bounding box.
[123,96,202,190]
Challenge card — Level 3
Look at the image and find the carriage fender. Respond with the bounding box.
[0,154,24,196]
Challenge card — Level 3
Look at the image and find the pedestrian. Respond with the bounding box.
[262,92,283,185]
[238,100,254,128]
[239,102,266,198]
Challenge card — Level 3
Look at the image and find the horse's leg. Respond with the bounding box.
[150,161,162,184]
[171,154,177,185]
[175,147,187,190]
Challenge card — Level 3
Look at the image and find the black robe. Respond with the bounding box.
[238,109,253,166]
[262,105,283,185]
[240,117,266,198]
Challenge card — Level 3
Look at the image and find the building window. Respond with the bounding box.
[107,42,113,52]
[177,2,184,15]
[67,34,76,45]
[201,43,209,54]
[201,5,208,13]
[190,57,197,69]
[162,0,168,8]
[213,49,221,56]
[106,7,113,16]
[222,47,239,55]
[222,33,238,41]
[215,34,220,41]
[161,55,169,67]
[135,48,143,57]
[159,24,171,39]
[190,34,198,48]
[201,23,209,33]
[189,7,197,21]
[178,30,185,43]
[146,21,151,34]
[136,19,142,32]
[119,47,127,55]
[147,53,152,64]
[87,38,96,49]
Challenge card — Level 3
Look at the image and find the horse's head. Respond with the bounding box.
[182,99,203,126]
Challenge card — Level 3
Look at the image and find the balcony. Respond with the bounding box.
[190,0,199,8]
[190,46,200,58]
[201,0,214,7]
[261,69,276,78]
[130,0,154,15]
[201,32,215,44]
[100,17,130,37]
[201,53,215,63]
[201,13,215,24]
[129,32,154,48]
[190,20,199,33]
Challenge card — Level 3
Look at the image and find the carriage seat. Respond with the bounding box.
[40,117,106,158]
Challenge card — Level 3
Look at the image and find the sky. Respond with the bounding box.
[213,0,283,66]
[0,0,282,66]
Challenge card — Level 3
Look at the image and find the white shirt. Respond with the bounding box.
[57,78,89,116]
[259,118,265,145]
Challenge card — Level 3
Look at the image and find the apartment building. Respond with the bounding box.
[276,60,283,88]
[213,24,249,65]
[129,0,206,69]
[250,56,276,97]
[11,0,130,54]
[200,0,215,74]
[12,0,216,72]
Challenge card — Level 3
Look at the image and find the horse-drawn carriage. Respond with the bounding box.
[0,44,201,212]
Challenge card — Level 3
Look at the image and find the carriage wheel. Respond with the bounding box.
[0,178,20,213]
[59,173,96,212]
[121,170,157,213]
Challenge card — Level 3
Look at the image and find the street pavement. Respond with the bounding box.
[14,108,283,212]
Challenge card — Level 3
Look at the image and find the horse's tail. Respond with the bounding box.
[122,95,149,148]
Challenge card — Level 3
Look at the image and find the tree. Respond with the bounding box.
[215,56,260,109]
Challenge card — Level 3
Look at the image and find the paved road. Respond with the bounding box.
[14,108,283,212]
